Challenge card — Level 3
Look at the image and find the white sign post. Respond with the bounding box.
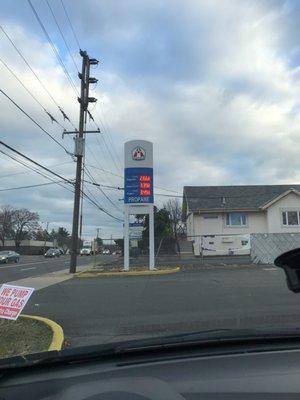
[124,140,155,271]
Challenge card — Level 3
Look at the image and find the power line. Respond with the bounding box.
[86,163,123,180]
[59,0,81,49]
[0,56,68,129]
[0,161,72,180]
[84,166,123,213]
[0,149,74,195]
[94,105,123,169]
[0,180,64,192]
[0,25,73,126]
[97,132,121,173]
[81,187,123,222]
[45,0,79,72]
[86,111,122,174]
[0,145,122,222]
[85,144,113,185]
[0,89,72,155]
[83,179,122,190]
[27,0,79,96]
[85,163,181,194]
[0,140,73,184]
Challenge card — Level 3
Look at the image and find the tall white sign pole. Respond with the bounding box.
[149,205,155,270]
[124,205,130,271]
[124,140,154,271]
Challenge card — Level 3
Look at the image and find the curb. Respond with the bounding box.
[75,267,180,278]
[21,314,64,351]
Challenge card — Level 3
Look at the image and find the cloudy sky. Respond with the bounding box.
[0,0,299,239]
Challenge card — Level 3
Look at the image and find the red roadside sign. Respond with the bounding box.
[0,284,34,320]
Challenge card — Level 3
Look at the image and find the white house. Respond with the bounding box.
[182,185,300,256]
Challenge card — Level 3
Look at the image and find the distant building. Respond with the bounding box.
[182,185,300,256]
[0,240,55,255]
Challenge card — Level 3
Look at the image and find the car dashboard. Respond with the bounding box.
[2,341,300,399]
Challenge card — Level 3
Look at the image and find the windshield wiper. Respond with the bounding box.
[2,327,300,371]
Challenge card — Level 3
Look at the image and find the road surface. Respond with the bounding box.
[0,255,106,284]
[21,264,300,348]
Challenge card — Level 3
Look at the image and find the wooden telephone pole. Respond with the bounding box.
[65,50,99,273]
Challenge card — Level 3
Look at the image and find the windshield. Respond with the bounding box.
[1,0,300,362]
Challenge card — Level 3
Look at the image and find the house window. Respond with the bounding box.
[282,211,300,226]
[225,213,247,227]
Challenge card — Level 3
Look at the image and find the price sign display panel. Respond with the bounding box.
[124,167,154,204]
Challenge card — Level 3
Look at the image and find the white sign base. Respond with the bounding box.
[124,204,155,271]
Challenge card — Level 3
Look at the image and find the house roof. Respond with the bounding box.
[183,185,300,213]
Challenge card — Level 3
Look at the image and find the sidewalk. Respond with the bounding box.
[6,264,88,291]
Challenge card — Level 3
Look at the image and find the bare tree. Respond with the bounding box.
[164,198,182,236]
[0,206,15,246]
[11,209,40,249]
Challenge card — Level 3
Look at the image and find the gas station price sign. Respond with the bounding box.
[124,168,154,204]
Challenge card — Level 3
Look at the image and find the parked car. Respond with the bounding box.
[44,248,61,258]
[0,251,20,264]
[80,248,92,256]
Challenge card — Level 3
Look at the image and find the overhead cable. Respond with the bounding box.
[0,140,73,184]
[45,0,79,72]
[0,89,72,156]
[59,0,81,49]
[0,25,73,126]
[27,0,79,96]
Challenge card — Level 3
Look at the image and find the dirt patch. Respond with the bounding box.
[0,316,52,359]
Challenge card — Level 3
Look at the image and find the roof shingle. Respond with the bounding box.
[183,185,300,211]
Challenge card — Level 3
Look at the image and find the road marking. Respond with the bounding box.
[0,258,65,270]
[21,267,36,271]
[263,267,277,271]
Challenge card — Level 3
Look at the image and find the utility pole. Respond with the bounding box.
[93,227,100,268]
[67,50,99,273]
[43,221,49,254]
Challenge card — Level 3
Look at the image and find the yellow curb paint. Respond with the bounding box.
[75,267,180,278]
[21,314,64,351]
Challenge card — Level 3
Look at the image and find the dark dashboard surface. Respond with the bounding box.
[2,344,300,399]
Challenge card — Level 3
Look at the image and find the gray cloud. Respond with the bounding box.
[1,0,300,239]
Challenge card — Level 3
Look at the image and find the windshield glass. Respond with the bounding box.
[1,0,300,362]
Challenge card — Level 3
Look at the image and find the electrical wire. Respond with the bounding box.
[0,142,122,222]
[96,131,121,174]
[0,140,73,184]
[85,144,113,185]
[85,163,123,180]
[0,149,74,195]
[0,89,72,156]
[45,0,79,72]
[59,0,81,49]
[81,186,123,222]
[95,105,123,170]
[0,56,69,130]
[84,166,123,213]
[0,161,72,180]
[0,180,64,192]
[83,179,122,190]
[27,0,79,96]
[0,25,74,127]
[85,162,181,194]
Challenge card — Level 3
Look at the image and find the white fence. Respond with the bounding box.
[192,234,251,256]
[250,233,300,264]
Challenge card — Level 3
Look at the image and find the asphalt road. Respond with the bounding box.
[0,255,101,284]
[23,264,300,348]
